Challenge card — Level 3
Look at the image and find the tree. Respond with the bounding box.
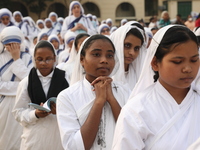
[22,0,53,19]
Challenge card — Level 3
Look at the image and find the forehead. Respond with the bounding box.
[35,47,54,55]
[73,4,80,8]
[87,39,114,50]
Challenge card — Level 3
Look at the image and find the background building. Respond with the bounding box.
[1,0,200,26]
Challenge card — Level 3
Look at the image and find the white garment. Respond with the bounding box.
[110,25,146,91]
[0,50,32,150]
[57,77,130,150]
[112,81,200,150]
[187,137,200,150]
[61,15,95,37]
[12,71,64,150]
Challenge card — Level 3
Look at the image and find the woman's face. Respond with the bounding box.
[34,47,56,76]
[152,40,199,92]
[14,14,22,22]
[81,39,115,83]
[123,34,142,71]
[72,4,81,17]
[51,39,59,49]
[1,15,10,25]
[38,23,44,29]
[101,27,110,35]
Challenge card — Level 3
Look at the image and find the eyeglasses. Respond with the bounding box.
[35,58,54,64]
[1,17,9,21]
[101,29,110,33]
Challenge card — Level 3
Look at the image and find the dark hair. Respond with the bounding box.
[34,40,55,56]
[153,25,199,82]
[81,34,115,56]
[126,28,144,45]
[74,33,90,50]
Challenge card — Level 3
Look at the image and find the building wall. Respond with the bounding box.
[13,0,200,26]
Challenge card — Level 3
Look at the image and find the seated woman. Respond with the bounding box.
[61,1,96,37]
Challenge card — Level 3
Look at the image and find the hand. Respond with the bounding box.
[35,103,50,118]
[91,76,112,104]
[50,102,56,114]
[5,43,20,60]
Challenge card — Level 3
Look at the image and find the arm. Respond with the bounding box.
[12,78,39,127]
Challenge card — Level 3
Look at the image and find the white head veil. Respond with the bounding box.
[68,1,84,16]
[129,25,175,99]
[70,35,119,85]
[98,24,110,34]
[13,11,23,19]
[32,40,58,68]
[48,34,60,47]
[0,8,15,25]
[0,26,25,53]
[48,12,58,20]
[110,24,145,90]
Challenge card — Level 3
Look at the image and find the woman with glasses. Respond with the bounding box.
[0,8,15,33]
[13,40,69,150]
[98,24,110,36]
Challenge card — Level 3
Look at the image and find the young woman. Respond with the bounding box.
[110,24,145,90]
[98,24,110,36]
[0,8,15,33]
[56,34,130,150]
[13,40,69,150]
[61,1,96,37]
[48,34,63,55]
[112,25,200,150]
[0,26,33,150]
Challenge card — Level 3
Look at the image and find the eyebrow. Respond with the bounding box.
[91,49,115,53]
[172,54,199,59]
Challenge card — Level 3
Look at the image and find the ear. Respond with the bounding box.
[151,56,159,71]
[80,55,85,68]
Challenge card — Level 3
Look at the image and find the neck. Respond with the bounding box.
[159,81,190,104]
[124,64,129,72]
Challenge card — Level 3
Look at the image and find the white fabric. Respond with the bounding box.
[58,31,76,64]
[12,75,64,150]
[98,24,110,34]
[57,77,130,150]
[0,33,32,150]
[70,36,120,85]
[110,25,146,90]
[61,1,95,37]
[187,137,200,150]
[0,8,15,33]
[112,81,200,150]
[129,25,175,99]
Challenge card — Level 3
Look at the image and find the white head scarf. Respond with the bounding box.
[0,8,14,25]
[129,25,175,99]
[37,31,48,41]
[48,12,58,20]
[58,17,64,24]
[70,35,119,85]
[106,18,112,24]
[36,19,45,30]
[121,18,128,26]
[68,1,84,16]
[13,11,23,19]
[110,26,117,34]
[0,26,25,53]
[110,24,145,90]
[48,34,60,46]
[33,40,58,68]
[64,31,76,50]
[44,18,53,28]
[98,24,110,34]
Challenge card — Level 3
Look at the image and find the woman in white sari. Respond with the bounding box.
[112,25,200,150]
[110,24,145,91]
[61,1,96,37]
[0,26,32,150]
[57,34,130,150]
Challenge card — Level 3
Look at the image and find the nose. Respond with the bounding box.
[100,56,108,64]
[129,49,136,56]
[182,65,192,73]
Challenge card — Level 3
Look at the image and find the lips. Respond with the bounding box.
[97,67,110,71]
[125,57,134,61]
[180,77,193,82]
